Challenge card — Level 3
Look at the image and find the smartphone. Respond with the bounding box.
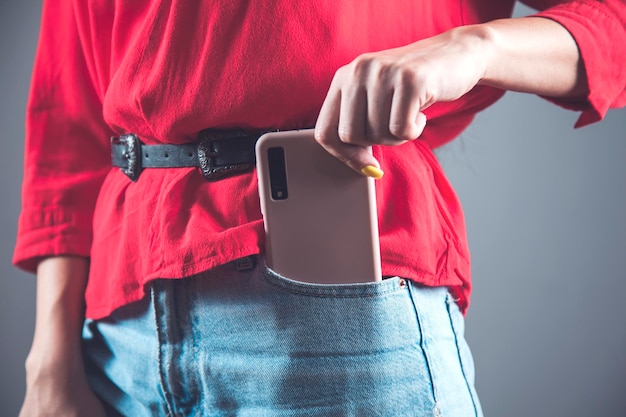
[256,129,382,284]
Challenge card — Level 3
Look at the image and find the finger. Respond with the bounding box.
[415,111,427,135]
[337,83,367,147]
[321,139,383,179]
[389,84,425,140]
[316,75,343,137]
[314,126,382,179]
[366,81,395,144]
[315,70,382,179]
[316,100,382,179]
[315,68,383,178]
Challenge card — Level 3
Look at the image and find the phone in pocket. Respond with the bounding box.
[256,129,381,284]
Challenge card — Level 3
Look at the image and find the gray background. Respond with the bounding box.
[1,2,624,416]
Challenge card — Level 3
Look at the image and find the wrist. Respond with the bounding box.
[26,324,85,366]
[25,346,85,384]
[449,23,497,87]
[27,314,87,381]
[467,17,586,97]
[26,256,90,381]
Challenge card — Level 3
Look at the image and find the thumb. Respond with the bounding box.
[315,132,384,179]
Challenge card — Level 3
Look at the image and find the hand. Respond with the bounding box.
[19,358,107,417]
[315,17,587,177]
[19,256,106,417]
[314,25,489,177]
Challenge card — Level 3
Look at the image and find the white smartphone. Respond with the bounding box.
[256,129,382,284]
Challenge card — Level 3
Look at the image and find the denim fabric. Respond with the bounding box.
[82,258,483,417]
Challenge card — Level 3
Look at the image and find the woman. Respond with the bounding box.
[16,0,625,416]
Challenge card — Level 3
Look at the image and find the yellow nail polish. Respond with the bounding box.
[360,165,384,179]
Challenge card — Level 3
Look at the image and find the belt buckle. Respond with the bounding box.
[111,134,141,182]
[197,129,257,182]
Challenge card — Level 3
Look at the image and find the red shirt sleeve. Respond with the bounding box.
[523,0,626,126]
[13,0,114,272]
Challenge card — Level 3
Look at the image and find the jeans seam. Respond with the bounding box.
[189,280,205,417]
[152,282,177,417]
[445,294,479,417]
[407,283,441,416]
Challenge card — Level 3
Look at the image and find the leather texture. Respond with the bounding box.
[111,129,273,181]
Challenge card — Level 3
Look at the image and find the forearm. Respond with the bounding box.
[477,16,587,98]
[26,256,89,373]
[20,256,107,417]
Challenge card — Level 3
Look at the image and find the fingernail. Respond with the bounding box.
[360,165,384,179]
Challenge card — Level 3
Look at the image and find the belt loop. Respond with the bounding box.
[235,256,257,271]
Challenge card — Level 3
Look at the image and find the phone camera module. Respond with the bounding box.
[267,147,288,200]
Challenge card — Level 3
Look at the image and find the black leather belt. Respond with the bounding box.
[111,128,276,182]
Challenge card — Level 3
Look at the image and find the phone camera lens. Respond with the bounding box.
[268,147,288,200]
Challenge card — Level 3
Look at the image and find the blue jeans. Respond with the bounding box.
[82,257,483,417]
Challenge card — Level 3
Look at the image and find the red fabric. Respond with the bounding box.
[530,0,626,126]
[14,0,626,319]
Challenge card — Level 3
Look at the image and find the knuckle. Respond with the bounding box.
[350,54,375,78]
[336,62,351,76]
[314,128,332,146]
[389,120,423,142]
[331,65,349,84]
[397,67,416,86]
[337,128,356,145]
[389,123,410,140]
[411,68,430,88]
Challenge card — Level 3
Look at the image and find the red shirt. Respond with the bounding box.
[14,0,626,319]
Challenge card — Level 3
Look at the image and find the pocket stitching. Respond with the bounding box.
[445,294,480,417]
[262,267,404,298]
